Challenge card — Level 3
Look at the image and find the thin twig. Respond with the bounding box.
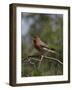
[38,55,44,69]
[44,56,63,65]
[29,61,36,69]
[31,58,41,61]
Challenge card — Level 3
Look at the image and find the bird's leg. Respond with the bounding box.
[38,55,44,69]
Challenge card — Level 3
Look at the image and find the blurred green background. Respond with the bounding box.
[21,12,63,77]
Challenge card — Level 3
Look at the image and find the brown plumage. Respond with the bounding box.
[33,35,56,54]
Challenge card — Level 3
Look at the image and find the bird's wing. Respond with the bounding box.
[46,48,57,54]
[40,45,57,54]
[39,41,48,48]
[39,40,57,54]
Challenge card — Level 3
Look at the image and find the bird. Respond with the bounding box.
[32,35,57,55]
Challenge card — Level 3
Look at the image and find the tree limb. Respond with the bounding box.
[44,56,63,65]
[22,55,63,65]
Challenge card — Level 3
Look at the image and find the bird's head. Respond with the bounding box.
[33,35,40,41]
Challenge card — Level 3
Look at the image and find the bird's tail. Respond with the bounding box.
[41,45,57,54]
[42,46,57,54]
[47,48,57,54]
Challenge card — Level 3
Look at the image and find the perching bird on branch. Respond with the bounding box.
[33,35,57,55]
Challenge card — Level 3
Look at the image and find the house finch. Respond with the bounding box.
[33,35,57,55]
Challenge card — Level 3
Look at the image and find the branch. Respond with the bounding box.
[22,55,63,65]
[38,55,44,69]
[44,56,63,65]
[22,55,41,62]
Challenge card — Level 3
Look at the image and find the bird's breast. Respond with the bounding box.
[33,41,41,51]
